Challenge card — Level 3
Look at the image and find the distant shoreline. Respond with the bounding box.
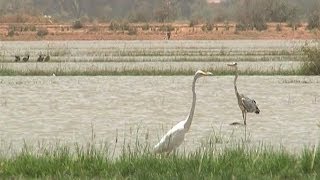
[0,22,319,41]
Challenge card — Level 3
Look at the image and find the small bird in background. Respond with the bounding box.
[22,55,30,62]
[44,55,50,62]
[37,54,44,62]
[14,55,20,62]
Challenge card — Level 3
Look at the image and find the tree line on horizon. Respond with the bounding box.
[0,0,319,30]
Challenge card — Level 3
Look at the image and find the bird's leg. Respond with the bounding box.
[229,111,245,125]
[241,111,245,122]
[244,112,247,125]
[165,151,170,157]
[244,124,247,142]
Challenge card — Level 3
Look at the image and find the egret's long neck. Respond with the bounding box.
[184,76,197,131]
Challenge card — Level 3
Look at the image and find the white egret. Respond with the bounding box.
[153,70,212,154]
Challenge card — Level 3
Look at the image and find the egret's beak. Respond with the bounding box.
[206,72,213,75]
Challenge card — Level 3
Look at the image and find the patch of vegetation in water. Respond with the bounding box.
[0,68,298,76]
[299,43,320,75]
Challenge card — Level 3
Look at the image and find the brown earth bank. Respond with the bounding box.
[0,22,319,41]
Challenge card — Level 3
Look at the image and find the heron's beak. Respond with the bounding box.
[206,72,213,76]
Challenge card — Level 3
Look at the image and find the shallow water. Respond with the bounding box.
[0,40,311,62]
[0,40,309,75]
[0,76,319,155]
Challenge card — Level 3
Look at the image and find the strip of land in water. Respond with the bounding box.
[0,67,300,76]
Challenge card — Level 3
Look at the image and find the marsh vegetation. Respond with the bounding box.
[0,40,318,75]
[0,142,319,179]
[0,40,319,178]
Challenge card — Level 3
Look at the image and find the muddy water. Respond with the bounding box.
[0,76,319,155]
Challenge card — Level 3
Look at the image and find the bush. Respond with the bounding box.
[276,24,282,32]
[128,12,149,23]
[307,11,320,30]
[7,30,14,37]
[254,21,268,31]
[128,27,137,35]
[224,21,229,31]
[189,19,198,27]
[141,23,150,31]
[235,21,266,32]
[109,21,119,31]
[37,28,48,37]
[287,22,301,30]
[300,44,320,75]
[30,25,36,31]
[89,25,99,32]
[201,22,213,32]
[159,25,174,32]
[235,23,247,31]
[72,20,83,29]
[109,21,130,31]
[120,22,130,31]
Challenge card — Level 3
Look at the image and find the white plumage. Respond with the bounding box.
[153,121,187,153]
[153,70,212,154]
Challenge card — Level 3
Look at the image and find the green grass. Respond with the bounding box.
[0,67,300,76]
[0,143,319,179]
[300,44,320,75]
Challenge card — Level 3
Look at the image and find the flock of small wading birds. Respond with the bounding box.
[14,54,50,62]
[153,62,261,154]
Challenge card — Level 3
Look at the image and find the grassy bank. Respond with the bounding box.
[0,67,300,76]
[0,144,319,179]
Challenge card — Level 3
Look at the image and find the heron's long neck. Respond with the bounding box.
[184,77,197,131]
[233,67,239,93]
[233,68,241,103]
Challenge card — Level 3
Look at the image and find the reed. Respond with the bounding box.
[0,67,298,76]
[299,43,320,75]
[0,142,319,179]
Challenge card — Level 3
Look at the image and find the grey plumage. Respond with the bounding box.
[228,62,260,125]
[241,96,259,113]
[37,54,44,62]
[44,55,50,62]
[22,55,29,62]
[14,55,20,62]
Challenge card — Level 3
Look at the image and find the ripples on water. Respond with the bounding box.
[0,76,319,155]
